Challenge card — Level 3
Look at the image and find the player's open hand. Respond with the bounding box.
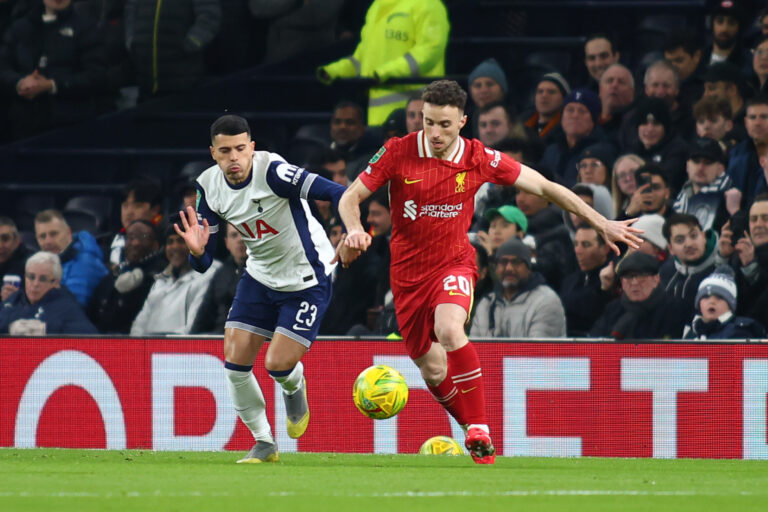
[174,205,209,257]
[599,218,644,255]
[344,229,372,252]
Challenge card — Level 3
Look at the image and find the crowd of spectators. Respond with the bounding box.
[1,0,768,340]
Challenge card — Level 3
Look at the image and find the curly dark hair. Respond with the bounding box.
[422,80,467,111]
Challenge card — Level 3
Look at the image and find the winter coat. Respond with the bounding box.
[130,260,221,335]
[59,231,109,307]
[125,0,221,95]
[659,229,718,316]
[672,173,733,233]
[590,289,688,339]
[683,312,766,340]
[632,132,690,193]
[726,138,768,206]
[560,263,614,336]
[470,272,566,338]
[0,243,31,283]
[87,249,167,333]
[0,3,111,138]
[0,287,97,334]
[539,127,607,188]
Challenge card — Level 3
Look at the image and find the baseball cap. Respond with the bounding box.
[615,251,660,279]
[484,205,528,233]
[688,137,726,164]
[703,62,744,87]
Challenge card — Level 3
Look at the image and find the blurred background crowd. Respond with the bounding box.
[0,0,766,340]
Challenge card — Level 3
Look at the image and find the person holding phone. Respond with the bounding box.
[619,164,673,220]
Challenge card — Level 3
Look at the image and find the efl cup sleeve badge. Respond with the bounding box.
[195,190,201,210]
[455,172,466,193]
[368,146,386,164]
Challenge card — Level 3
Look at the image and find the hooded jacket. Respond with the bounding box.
[683,311,766,340]
[59,231,109,307]
[660,229,718,316]
[470,272,566,338]
[0,287,96,334]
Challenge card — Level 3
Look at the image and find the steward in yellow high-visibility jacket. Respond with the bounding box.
[317,0,450,126]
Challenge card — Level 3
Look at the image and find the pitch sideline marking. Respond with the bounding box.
[0,490,757,498]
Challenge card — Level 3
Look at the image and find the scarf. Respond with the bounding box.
[611,284,665,340]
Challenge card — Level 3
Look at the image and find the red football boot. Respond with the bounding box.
[465,427,496,464]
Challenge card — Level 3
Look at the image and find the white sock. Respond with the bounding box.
[468,424,490,434]
[270,361,304,395]
[225,367,273,443]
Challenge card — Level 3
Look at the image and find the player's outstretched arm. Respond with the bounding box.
[514,164,644,255]
[174,205,210,257]
[338,178,374,251]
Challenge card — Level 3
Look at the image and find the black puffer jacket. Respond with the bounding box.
[0,3,111,138]
[125,0,221,95]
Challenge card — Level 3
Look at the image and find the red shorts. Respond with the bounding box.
[392,265,477,360]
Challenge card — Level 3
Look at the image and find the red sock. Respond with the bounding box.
[446,343,487,426]
[427,376,463,424]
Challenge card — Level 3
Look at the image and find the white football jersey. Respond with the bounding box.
[196,152,336,292]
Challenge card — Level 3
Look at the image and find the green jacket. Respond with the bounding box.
[318,0,449,125]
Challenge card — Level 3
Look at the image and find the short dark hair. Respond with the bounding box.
[572,183,594,200]
[662,29,701,56]
[165,213,183,239]
[746,94,768,111]
[210,114,251,142]
[663,213,702,242]
[306,148,346,172]
[123,177,162,207]
[693,95,733,121]
[635,164,669,186]
[752,192,768,206]
[472,241,489,269]
[127,219,160,243]
[585,33,617,54]
[575,224,605,245]
[477,101,513,120]
[332,100,365,122]
[0,216,18,233]
[422,80,467,111]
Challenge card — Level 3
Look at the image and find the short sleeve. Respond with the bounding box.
[358,139,399,192]
[478,145,521,186]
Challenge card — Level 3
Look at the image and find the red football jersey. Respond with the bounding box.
[359,130,521,287]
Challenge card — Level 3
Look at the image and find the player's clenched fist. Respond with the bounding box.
[344,230,372,251]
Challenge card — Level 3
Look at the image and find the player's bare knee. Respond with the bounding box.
[420,362,447,386]
[434,322,466,350]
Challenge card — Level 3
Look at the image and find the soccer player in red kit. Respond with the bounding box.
[336,80,642,464]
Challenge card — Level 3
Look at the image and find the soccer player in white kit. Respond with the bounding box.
[175,115,348,462]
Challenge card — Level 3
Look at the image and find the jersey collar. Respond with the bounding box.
[417,130,465,163]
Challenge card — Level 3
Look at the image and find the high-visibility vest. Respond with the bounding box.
[318,0,450,126]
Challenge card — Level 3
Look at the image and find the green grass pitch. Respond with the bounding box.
[0,449,766,512]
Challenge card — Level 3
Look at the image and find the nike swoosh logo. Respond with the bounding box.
[448,291,467,296]
[292,324,311,331]
[404,178,423,184]
[461,387,477,394]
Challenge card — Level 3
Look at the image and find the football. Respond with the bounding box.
[352,365,409,419]
[418,435,464,455]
